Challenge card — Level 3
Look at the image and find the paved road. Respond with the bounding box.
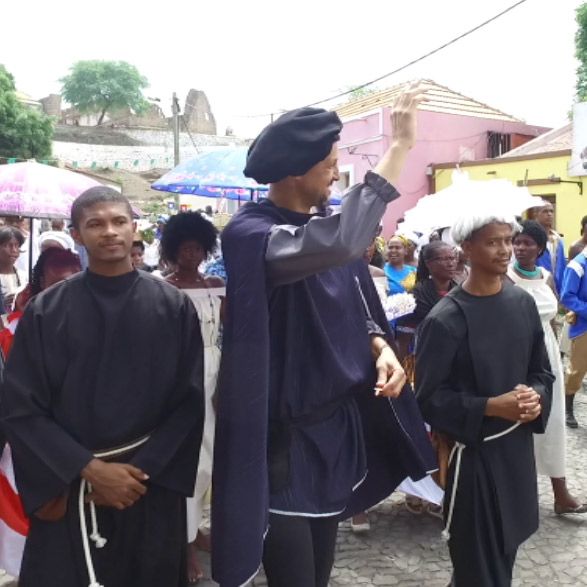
[197,393,587,586]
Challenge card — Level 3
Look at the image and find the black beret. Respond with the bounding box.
[244,107,343,184]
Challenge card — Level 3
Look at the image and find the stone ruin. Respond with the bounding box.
[38,89,218,136]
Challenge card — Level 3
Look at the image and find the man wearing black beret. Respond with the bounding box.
[212,86,435,587]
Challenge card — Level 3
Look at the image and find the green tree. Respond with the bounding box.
[0,65,53,160]
[60,60,149,125]
[576,3,587,101]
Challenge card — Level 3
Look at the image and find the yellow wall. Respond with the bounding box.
[434,154,586,247]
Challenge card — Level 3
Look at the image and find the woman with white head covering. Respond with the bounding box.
[416,205,553,586]
[37,230,76,252]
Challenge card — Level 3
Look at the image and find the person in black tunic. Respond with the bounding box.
[1,187,204,587]
[416,211,554,587]
[212,85,437,587]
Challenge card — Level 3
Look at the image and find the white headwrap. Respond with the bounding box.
[38,230,76,251]
[450,202,519,245]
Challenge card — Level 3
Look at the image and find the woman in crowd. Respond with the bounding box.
[37,230,76,253]
[0,246,81,581]
[161,212,225,583]
[401,240,458,516]
[385,235,417,361]
[384,235,417,294]
[0,227,26,312]
[416,210,553,586]
[398,231,419,266]
[0,248,82,359]
[412,241,458,327]
[130,240,154,272]
[508,220,586,514]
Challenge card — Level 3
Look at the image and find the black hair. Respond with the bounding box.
[581,215,587,234]
[514,220,548,256]
[70,186,133,229]
[30,248,82,296]
[370,247,384,269]
[132,240,145,252]
[160,211,218,264]
[416,241,454,284]
[0,226,25,247]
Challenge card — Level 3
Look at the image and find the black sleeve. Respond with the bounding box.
[1,303,94,514]
[130,295,205,495]
[415,311,487,446]
[411,283,433,326]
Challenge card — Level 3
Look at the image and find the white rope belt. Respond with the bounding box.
[79,435,151,587]
[441,422,520,542]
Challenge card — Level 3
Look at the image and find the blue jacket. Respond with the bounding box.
[561,252,587,339]
[537,233,566,294]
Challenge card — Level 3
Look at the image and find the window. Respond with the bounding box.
[334,171,351,194]
[487,132,512,158]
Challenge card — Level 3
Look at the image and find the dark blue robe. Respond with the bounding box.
[212,200,436,587]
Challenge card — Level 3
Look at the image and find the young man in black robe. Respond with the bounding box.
[1,187,204,587]
[212,86,437,587]
[416,211,553,586]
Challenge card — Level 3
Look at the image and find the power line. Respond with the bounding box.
[180,113,200,155]
[243,0,530,119]
[305,0,530,107]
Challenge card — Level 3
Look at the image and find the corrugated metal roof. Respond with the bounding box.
[498,122,572,157]
[15,90,41,107]
[334,79,522,123]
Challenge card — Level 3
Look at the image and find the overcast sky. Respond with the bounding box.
[2,0,583,137]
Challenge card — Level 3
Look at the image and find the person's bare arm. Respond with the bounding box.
[373,82,425,186]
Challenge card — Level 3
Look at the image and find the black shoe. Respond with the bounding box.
[566,395,579,428]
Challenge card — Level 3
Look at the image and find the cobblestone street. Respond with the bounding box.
[198,392,587,586]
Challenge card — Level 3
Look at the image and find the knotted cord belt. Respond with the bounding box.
[79,434,151,587]
[441,422,520,542]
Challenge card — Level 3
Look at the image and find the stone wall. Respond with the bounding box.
[106,103,169,129]
[40,94,62,117]
[52,132,246,172]
[124,128,242,148]
[183,90,217,135]
[41,89,218,136]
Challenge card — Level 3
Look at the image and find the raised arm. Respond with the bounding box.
[266,86,425,287]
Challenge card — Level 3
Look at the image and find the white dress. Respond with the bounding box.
[507,267,566,478]
[184,287,224,542]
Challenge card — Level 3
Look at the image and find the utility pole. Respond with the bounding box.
[171,92,181,212]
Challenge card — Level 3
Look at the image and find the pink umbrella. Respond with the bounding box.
[0,161,102,276]
[0,161,100,219]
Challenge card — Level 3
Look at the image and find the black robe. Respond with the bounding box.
[0,269,204,587]
[412,278,457,327]
[416,283,553,587]
[212,200,436,587]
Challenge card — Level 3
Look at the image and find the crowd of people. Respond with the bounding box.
[0,84,586,587]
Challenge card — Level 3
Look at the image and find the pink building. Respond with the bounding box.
[334,80,550,237]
